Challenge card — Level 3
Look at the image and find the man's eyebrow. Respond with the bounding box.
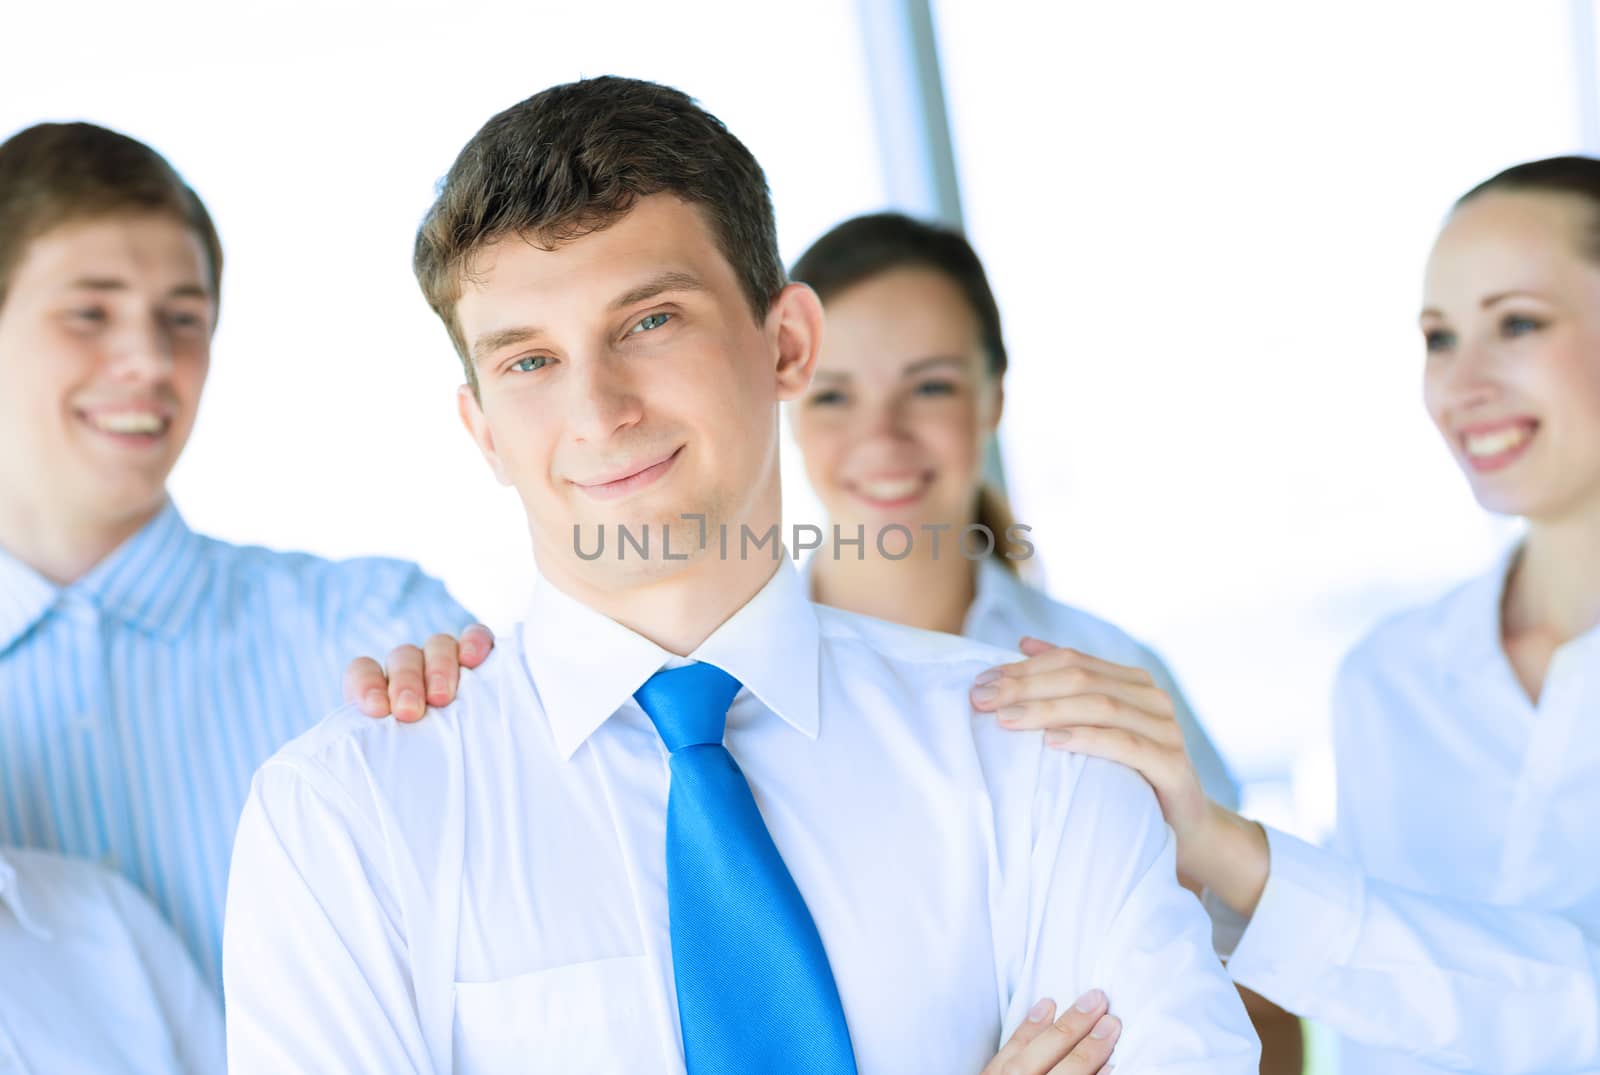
[471,325,542,365]
[469,272,707,364]
[64,277,211,301]
[65,277,128,293]
[609,270,707,311]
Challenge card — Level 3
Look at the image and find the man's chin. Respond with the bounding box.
[73,485,168,535]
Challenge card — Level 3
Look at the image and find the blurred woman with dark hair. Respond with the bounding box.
[789,213,1306,1070]
[790,213,1236,812]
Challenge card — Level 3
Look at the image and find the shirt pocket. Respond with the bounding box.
[451,954,675,1073]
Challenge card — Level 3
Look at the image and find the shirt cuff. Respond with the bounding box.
[1223,826,1364,1004]
[1202,886,1248,959]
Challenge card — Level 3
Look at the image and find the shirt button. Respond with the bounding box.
[69,711,97,734]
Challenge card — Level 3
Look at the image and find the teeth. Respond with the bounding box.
[91,412,165,435]
[859,477,923,500]
[1465,426,1530,458]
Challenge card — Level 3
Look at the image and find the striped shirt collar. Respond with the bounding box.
[0,547,55,659]
[0,501,211,655]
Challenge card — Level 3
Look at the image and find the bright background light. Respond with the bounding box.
[933,0,1583,838]
[1,0,877,631]
[3,0,1588,856]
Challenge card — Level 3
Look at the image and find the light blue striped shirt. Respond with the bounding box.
[0,502,472,987]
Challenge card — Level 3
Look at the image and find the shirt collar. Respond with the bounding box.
[0,850,53,941]
[76,501,211,642]
[963,555,1032,639]
[0,501,210,652]
[522,557,821,761]
[0,545,58,657]
[1460,541,1600,677]
[1442,542,1524,669]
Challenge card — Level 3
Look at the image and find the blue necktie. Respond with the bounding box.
[634,663,858,1075]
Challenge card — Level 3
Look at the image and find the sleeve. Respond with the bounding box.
[1225,824,1600,1072]
[106,872,227,1075]
[223,757,438,1075]
[1004,755,1261,1072]
[1136,645,1240,810]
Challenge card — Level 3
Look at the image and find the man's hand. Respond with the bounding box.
[343,624,495,722]
[970,637,1271,917]
[981,990,1122,1074]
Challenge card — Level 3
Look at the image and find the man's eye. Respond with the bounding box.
[512,355,550,373]
[165,311,205,332]
[630,312,671,334]
[914,379,957,397]
[68,308,107,326]
[809,389,846,407]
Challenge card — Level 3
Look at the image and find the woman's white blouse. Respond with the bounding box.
[1225,549,1600,1074]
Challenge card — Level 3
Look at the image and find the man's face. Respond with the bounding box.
[0,213,213,547]
[455,194,815,589]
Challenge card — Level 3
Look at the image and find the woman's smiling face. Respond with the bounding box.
[791,266,1002,539]
[1421,189,1600,524]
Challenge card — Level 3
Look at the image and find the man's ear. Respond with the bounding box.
[767,282,825,402]
[457,383,513,487]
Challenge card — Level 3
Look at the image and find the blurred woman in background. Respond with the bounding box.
[789,213,1236,803]
[974,159,1600,1074]
[787,212,1304,1070]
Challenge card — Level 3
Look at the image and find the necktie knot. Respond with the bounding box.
[634,662,742,752]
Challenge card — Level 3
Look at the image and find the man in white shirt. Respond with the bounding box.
[0,847,223,1073]
[223,76,1258,1073]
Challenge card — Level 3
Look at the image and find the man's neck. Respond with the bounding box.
[0,497,162,587]
[810,542,976,636]
[542,543,786,657]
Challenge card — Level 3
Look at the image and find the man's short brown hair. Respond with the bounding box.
[0,122,223,316]
[413,76,786,391]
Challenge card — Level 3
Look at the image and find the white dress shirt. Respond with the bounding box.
[225,558,1258,1074]
[1224,548,1600,1074]
[0,847,224,1074]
